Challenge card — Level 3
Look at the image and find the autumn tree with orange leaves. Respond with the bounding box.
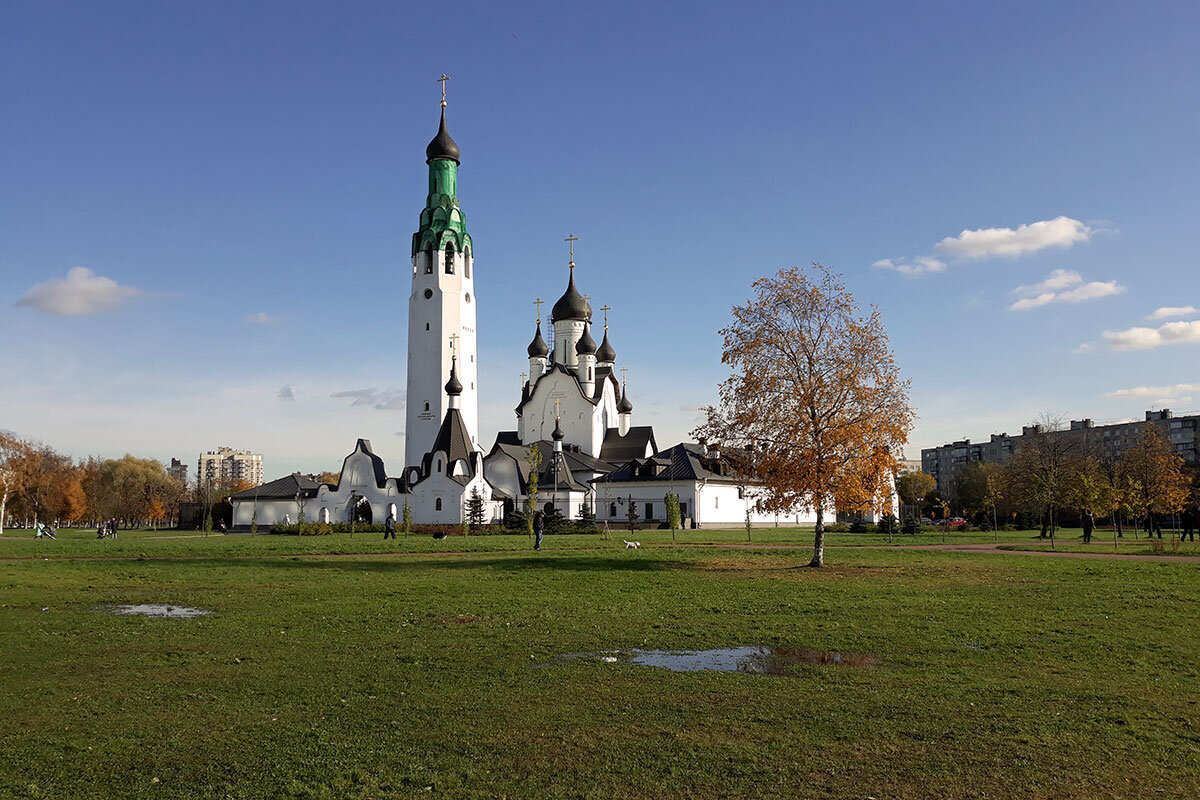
[695,264,914,567]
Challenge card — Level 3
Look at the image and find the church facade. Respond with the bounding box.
[231,91,824,529]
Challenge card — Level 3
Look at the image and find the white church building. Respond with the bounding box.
[231,90,828,529]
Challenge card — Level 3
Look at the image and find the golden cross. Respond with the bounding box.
[564,234,578,264]
[619,366,628,386]
[554,398,561,418]
[599,304,611,330]
[520,371,527,387]
[448,332,459,355]
[437,73,450,107]
[533,297,544,324]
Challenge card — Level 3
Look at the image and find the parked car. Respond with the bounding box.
[948,517,967,526]
[919,517,933,526]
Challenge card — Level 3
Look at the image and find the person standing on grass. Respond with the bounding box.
[533,509,545,551]
[109,519,118,540]
[1082,510,1094,544]
[384,512,396,540]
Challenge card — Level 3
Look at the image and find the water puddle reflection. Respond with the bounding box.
[552,645,875,675]
[101,604,213,618]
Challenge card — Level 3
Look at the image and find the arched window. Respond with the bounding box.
[424,402,430,411]
[444,247,455,275]
[424,254,433,274]
[436,458,442,473]
[435,497,442,511]
[426,323,430,331]
[588,367,593,381]
[464,248,471,278]
[610,503,617,517]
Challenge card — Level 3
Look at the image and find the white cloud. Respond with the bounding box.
[245,312,279,325]
[15,267,145,315]
[875,216,1096,278]
[1008,269,1124,311]
[1146,306,1197,321]
[1102,320,1200,350]
[934,216,1095,260]
[276,384,295,402]
[1073,342,1096,354]
[871,256,947,277]
[1106,383,1200,401]
[331,388,405,411]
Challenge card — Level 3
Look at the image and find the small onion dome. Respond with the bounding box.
[617,385,633,414]
[596,330,616,362]
[552,418,565,441]
[426,108,461,164]
[551,270,592,322]
[575,322,597,355]
[444,360,463,396]
[527,323,549,357]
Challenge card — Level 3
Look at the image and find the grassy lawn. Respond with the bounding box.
[2,534,1197,798]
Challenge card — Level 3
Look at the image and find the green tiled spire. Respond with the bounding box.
[412,107,472,257]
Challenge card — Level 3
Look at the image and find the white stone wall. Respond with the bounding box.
[405,248,479,468]
[522,370,619,456]
[552,319,586,368]
[596,481,821,527]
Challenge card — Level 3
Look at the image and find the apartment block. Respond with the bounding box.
[197,447,263,488]
[921,408,1199,494]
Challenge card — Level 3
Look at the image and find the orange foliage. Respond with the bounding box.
[695,264,914,566]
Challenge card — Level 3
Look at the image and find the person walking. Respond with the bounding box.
[1081,509,1094,544]
[533,509,545,551]
[384,512,396,540]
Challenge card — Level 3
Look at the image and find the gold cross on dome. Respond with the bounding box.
[619,366,628,386]
[533,297,544,324]
[437,73,451,107]
[448,332,459,355]
[554,398,561,418]
[564,233,579,265]
[599,304,611,329]
[520,371,527,387]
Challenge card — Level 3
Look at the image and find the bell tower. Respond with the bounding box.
[405,76,478,468]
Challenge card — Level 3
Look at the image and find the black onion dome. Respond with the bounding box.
[527,323,549,357]
[596,330,616,362]
[552,418,565,441]
[426,108,461,164]
[575,322,597,355]
[617,386,633,413]
[444,361,463,396]
[551,270,592,322]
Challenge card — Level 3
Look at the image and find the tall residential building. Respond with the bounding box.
[198,447,263,488]
[166,458,188,486]
[921,408,1199,494]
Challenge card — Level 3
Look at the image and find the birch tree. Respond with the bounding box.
[696,264,914,567]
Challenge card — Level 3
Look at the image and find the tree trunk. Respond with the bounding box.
[809,506,825,567]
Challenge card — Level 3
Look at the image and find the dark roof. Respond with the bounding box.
[424,408,475,475]
[426,107,461,164]
[230,472,321,501]
[575,323,597,355]
[617,385,633,413]
[599,426,657,463]
[596,329,616,363]
[527,323,549,357]
[551,269,591,322]
[537,451,588,492]
[593,442,753,485]
[445,360,463,396]
[494,430,521,446]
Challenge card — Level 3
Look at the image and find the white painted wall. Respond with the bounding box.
[406,247,479,468]
[522,370,619,456]
[596,481,822,527]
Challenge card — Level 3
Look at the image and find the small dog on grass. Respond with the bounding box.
[623,540,641,549]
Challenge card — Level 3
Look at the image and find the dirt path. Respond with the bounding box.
[695,540,1200,563]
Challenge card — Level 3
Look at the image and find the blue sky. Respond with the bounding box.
[3,0,1198,479]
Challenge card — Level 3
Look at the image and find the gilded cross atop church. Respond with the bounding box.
[564,234,579,268]
[520,371,527,387]
[533,297,544,324]
[437,73,451,107]
[554,397,561,421]
[448,332,459,356]
[619,366,628,386]
[599,304,611,330]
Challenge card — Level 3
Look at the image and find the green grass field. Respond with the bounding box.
[2,529,1197,799]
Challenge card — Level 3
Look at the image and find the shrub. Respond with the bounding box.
[270,522,333,536]
[825,523,851,533]
[878,513,898,536]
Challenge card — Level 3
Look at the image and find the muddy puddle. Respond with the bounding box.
[101,604,213,618]
[552,645,875,675]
